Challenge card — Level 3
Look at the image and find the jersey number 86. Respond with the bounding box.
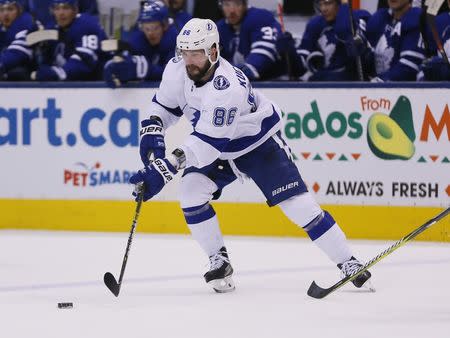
[213,107,238,127]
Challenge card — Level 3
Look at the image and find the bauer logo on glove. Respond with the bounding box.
[140,125,163,136]
[129,158,178,201]
[153,158,175,184]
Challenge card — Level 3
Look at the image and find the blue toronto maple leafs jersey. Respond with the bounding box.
[0,12,37,72]
[366,7,425,81]
[45,13,107,80]
[126,23,177,80]
[296,4,371,79]
[217,7,284,80]
[170,10,192,33]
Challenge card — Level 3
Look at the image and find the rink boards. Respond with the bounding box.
[0,82,448,241]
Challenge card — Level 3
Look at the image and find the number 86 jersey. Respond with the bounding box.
[149,56,283,169]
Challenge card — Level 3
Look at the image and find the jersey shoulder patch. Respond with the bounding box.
[213,75,230,90]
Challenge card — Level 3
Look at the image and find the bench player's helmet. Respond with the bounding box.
[0,0,26,8]
[138,0,169,24]
[51,0,78,6]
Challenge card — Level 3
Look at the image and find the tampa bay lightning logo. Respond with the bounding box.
[213,75,230,90]
[206,22,213,31]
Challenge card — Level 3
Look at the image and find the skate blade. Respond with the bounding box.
[208,276,235,293]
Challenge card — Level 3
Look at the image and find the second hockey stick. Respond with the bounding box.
[307,207,450,299]
[425,0,450,65]
[346,0,364,80]
[104,184,144,297]
[277,1,296,80]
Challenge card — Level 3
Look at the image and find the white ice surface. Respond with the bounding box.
[1,230,449,338]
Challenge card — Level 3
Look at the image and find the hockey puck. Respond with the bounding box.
[57,302,73,309]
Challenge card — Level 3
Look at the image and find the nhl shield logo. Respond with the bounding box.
[213,75,230,90]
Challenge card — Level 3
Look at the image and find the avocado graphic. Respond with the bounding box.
[367,113,415,160]
[389,95,416,142]
[367,96,416,160]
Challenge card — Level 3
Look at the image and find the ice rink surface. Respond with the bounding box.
[1,230,449,338]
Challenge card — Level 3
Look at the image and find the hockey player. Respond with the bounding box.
[128,18,374,293]
[420,0,450,81]
[31,0,107,81]
[165,0,192,32]
[25,0,99,27]
[294,0,372,81]
[0,0,37,80]
[216,0,285,80]
[103,1,177,88]
[366,0,426,81]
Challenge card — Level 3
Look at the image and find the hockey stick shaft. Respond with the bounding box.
[347,0,364,80]
[117,190,144,285]
[307,207,450,299]
[277,1,295,81]
[426,14,450,64]
[104,185,144,297]
[425,0,450,64]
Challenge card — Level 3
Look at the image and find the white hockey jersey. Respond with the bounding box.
[148,56,282,168]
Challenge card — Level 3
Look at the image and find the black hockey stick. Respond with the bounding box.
[104,185,144,297]
[307,207,450,299]
[277,1,295,81]
[425,0,450,65]
[347,0,364,81]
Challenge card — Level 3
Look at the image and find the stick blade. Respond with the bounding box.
[26,30,58,46]
[104,272,121,297]
[307,281,330,299]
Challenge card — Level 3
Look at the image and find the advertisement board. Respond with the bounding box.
[0,84,448,240]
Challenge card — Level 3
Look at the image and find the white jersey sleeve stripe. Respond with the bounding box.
[243,63,260,78]
[399,58,420,71]
[251,41,278,53]
[400,50,425,60]
[7,45,33,58]
[250,48,277,62]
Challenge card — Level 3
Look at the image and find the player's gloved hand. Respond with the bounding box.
[236,63,259,80]
[421,56,450,81]
[306,51,324,73]
[32,65,66,81]
[276,31,296,55]
[129,158,178,202]
[139,116,165,166]
[103,53,137,88]
[345,34,366,57]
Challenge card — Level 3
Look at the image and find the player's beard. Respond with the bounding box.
[186,60,212,82]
